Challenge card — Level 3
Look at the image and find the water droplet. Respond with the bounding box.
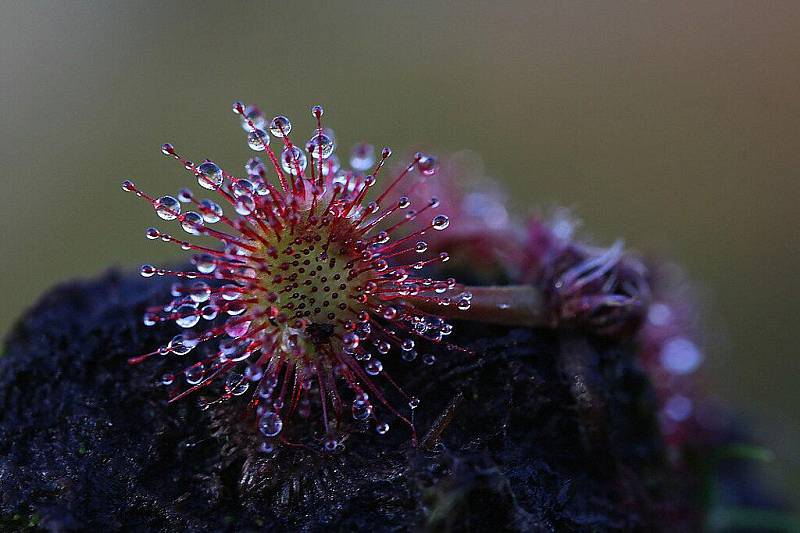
[376,422,390,435]
[187,281,210,303]
[423,353,436,365]
[241,105,266,131]
[322,435,339,452]
[121,180,135,192]
[365,359,383,375]
[269,115,292,137]
[416,153,437,175]
[376,341,391,354]
[432,214,450,231]
[185,363,205,385]
[343,332,360,350]
[140,264,156,277]
[415,241,428,253]
[198,199,223,223]
[235,194,256,215]
[175,304,200,328]
[177,188,193,202]
[247,129,269,151]
[225,320,251,339]
[155,196,181,220]
[306,133,335,159]
[280,146,307,176]
[352,397,373,420]
[245,364,263,381]
[225,373,250,395]
[180,211,204,235]
[350,143,375,172]
[161,373,175,386]
[194,254,216,274]
[226,301,247,316]
[161,143,174,156]
[402,349,417,362]
[259,411,284,437]
[196,161,223,190]
[409,397,420,409]
[221,285,241,300]
[200,304,218,320]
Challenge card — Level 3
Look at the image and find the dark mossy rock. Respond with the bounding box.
[1,270,704,532]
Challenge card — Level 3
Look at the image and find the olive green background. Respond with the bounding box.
[2,1,798,504]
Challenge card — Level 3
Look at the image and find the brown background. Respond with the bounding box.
[1,1,798,504]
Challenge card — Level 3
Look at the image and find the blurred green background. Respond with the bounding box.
[1,1,797,504]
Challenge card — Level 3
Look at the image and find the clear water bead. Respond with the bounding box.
[241,105,267,131]
[350,143,375,172]
[247,129,269,151]
[181,211,204,235]
[281,146,307,176]
[175,304,200,328]
[376,422,390,435]
[306,133,335,159]
[416,153,437,175]
[196,161,223,190]
[155,196,181,220]
[365,359,383,376]
[259,411,284,437]
[432,214,450,230]
[269,115,292,137]
[199,199,223,223]
[185,364,204,385]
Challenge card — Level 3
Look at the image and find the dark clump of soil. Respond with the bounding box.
[0,270,712,531]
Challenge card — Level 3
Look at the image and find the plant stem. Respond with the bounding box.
[418,285,547,328]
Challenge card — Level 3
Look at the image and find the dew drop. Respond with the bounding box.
[432,214,450,231]
[180,211,204,235]
[225,373,250,395]
[241,105,267,131]
[140,264,156,277]
[247,129,270,151]
[269,115,292,137]
[281,146,307,176]
[352,398,373,420]
[185,363,205,385]
[225,320,251,339]
[350,143,375,172]
[376,422,390,435]
[196,161,223,190]
[177,188,193,203]
[365,359,383,376]
[343,332,360,350]
[155,196,181,220]
[199,199,223,223]
[175,304,200,328]
[306,133,335,159]
[259,411,284,437]
[416,153,437,175]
